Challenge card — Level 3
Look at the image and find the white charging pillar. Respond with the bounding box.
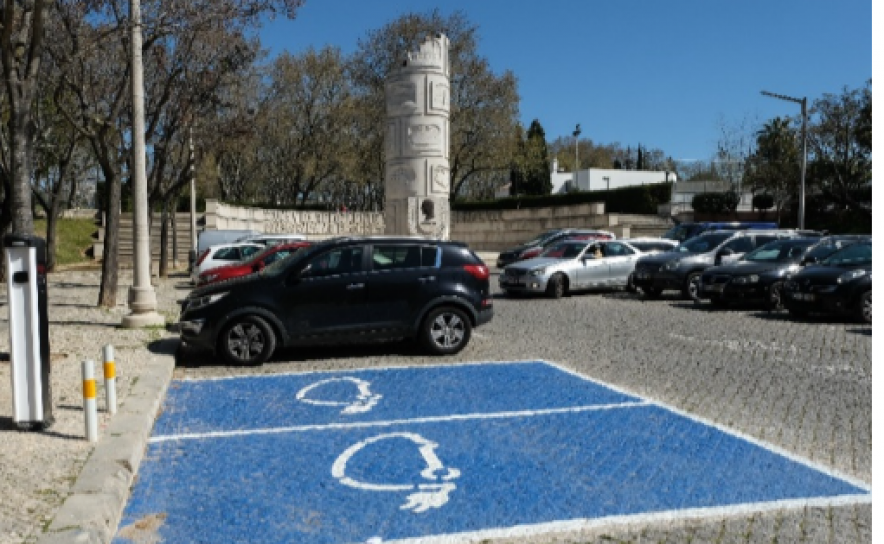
[4,234,53,430]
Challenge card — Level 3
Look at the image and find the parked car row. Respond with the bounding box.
[495,228,616,268]
[498,227,871,325]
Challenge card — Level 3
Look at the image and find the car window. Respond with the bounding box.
[304,246,364,277]
[821,243,872,266]
[213,247,242,260]
[724,237,754,253]
[677,233,731,253]
[241,246,262,259]
[371,245,429,271]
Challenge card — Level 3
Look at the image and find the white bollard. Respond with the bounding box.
[82,360,98,442]
[103,345,117,414]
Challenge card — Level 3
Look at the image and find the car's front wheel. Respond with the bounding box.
[683,272,701,300]
[546,273,567,299]
[421,306,472,355]
[858,290,871,324]
[218,315,277,366]
[768,281,785,311]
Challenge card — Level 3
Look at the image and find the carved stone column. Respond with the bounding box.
[384,34,450,239]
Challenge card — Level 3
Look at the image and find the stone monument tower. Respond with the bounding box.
[384,33,450,239]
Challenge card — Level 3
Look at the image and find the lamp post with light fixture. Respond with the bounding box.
[761,90,807,229]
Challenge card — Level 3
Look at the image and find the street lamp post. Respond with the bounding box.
[572,124,581,190]
[761,90,807,229]
[122,0,164,328]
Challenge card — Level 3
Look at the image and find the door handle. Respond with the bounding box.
[346,283,365,290]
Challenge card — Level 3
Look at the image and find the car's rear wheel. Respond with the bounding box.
[858,290,871,324]
[768,281,785,311]
[546,273,566,299]
[683,272,701,300]
[421,306,472,355]
[626,273,637,293]
[218,315,276,366]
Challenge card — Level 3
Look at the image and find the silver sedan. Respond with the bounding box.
[499,240,642,298]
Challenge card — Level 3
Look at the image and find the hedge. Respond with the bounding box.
[452,182,672,214]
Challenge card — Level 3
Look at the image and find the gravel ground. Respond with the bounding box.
[0,261,873,543]
[0,267,186,544]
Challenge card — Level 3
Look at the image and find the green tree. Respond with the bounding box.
[517,119,551,195]
[742,117,800,224]
[807,82,871,217]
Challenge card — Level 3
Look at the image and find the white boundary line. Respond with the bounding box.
[148,400,650,443]
[379,494,872,544]
[174,359,552,383]
[540,359,872,492]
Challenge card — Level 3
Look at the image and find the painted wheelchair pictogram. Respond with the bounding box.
[295,377,383,414]
[331,432,461,513]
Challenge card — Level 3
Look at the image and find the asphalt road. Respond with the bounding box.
[162,275,871,543]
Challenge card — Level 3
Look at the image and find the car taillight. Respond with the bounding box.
[195,249,210,266]
[463,264,489,280]
[519,248,541,260]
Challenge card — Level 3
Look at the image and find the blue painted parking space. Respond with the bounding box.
[115,361,870,544]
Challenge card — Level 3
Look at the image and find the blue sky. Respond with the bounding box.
[259,0,871,164]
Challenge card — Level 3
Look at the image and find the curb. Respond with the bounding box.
[36,347,176,544]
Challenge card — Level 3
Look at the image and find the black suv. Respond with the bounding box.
[179,237,494,365]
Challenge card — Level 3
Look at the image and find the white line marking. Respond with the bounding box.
[148,400,650,444]
[174,359,547,383]
[540,359,872,492]
[378,493,872,543]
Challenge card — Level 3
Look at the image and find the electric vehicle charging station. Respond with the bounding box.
[4,233,53,430]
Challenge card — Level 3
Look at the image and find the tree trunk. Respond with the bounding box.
[98,169,121,308]
[159,201,169,278]
[45,210,58,272]
[10,112,35,235]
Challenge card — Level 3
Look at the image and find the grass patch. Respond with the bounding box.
[34,217,97,267]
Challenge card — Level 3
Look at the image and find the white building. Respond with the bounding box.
[549,158,676,194]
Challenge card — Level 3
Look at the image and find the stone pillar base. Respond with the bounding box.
[121,286,166,328]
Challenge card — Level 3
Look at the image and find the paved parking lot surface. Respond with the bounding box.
[116,277,872,543]
[115,361,869,543]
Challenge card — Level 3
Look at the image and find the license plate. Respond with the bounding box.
[703,284,724,293]
[501,277,523,286]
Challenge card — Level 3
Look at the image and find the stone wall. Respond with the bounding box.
[204,199,384,240]
[201,199,673,252]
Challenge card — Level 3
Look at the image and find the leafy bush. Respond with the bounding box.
[752,194,774,210]
[453,182,672,214]
[692,189,741,214]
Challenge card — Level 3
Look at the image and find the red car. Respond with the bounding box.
[197,241,311,286]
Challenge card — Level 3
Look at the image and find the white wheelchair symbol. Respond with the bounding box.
[296,377,382,414]
[332,432,461,513]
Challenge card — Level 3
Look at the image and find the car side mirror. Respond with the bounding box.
[716,247,734,265]
[801,255,817,266]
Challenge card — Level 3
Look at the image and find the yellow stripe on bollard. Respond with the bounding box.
[103,361,116,379]
[83,379,97,399]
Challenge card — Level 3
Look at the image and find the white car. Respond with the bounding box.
[235,233,307,246]
[190,242,264,284]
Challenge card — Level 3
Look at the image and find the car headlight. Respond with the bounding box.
[662,260,680,271]
[733,275,759,284]
[837,269,867,284]
[185,291,229,311]
[529,268,547,277]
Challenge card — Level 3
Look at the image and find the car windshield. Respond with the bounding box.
[675,233,732,253]
[742,240,814,262]
[540,242,587,259]
[820,243,872,266]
